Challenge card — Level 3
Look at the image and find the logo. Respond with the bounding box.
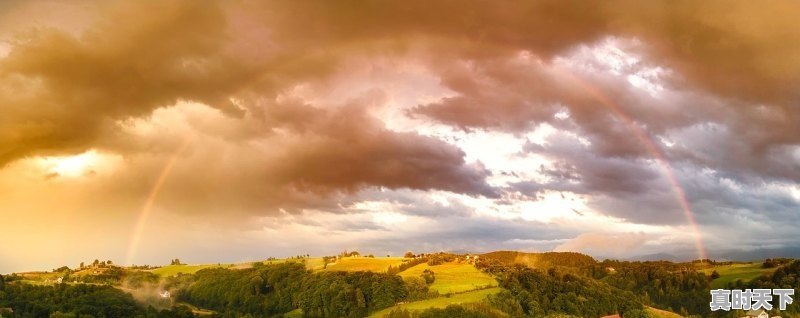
[710,289,795,311]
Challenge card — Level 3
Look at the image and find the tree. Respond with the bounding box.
[356,288,366,308]
[54,266,70,272]
[0,274,5,290]
[404,277,432,301]
[404,251,415,258]
[79,262,85,269]
[250,275,265,295]
[421,269,435,284]
[710,270,720,280]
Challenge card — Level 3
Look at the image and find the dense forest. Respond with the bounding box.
[0,282,195,318]
[178,263,409,318]
[480,252,596,272]
[589,261,710,316]
[480,264,643,317]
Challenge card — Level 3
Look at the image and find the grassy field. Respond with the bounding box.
[303,258,326,271]
[176,302,216,316]
[698,262,776,288]
[150,264,234,277]
[646,306,683,318]
[368,287,501,317]
[323,257,407,272]
[398,262,497,294]
[150,258,316,276]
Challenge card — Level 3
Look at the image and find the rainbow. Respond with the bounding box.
[124,138,191,266]
[556,68,708,261]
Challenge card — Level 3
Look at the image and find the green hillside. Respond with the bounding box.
[398,262,497,294]
[368,287,501,318]
[481,251,596,269]
[150,258,317,277]
[150,264,231,277]
[698,262,776,288]
[646,306,683,318]
[322,257,407,272]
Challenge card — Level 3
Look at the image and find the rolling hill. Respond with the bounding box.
[321,257,408,272]
[481,251,597,269]
[698,262,777,288]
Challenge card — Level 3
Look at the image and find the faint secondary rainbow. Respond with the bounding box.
[124,138,191,266]
[556,68,708,261]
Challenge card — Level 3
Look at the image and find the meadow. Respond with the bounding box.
[646,306,683,318]
[698,262,776,288]
[150,264,233,277]
[398,262,497,294]
[367,287,501,318]
[278,258,502,318]
[321,257,407,272]
[149,257,317,277]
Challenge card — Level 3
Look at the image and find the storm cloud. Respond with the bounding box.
[1,0,800,272]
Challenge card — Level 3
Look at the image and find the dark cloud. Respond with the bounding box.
[0,0,253,164]
[269,0,800,107]
[2,0,800,267]
[0,0,497,214]
[85,100,494,217]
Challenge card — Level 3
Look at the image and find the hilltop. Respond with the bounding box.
[481,251,597,269]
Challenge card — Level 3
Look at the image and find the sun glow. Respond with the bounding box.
[37,150,104,178]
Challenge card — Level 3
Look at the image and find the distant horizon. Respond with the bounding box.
[7,245,800,275]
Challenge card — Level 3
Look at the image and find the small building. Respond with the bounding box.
[159,290,171,298]
[744,309,769,318]
[465,255,480,264]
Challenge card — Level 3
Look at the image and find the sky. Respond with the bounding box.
[1,0,800,273]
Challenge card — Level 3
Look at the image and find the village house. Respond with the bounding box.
[159,290,171,298]
[465,255,480,264]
